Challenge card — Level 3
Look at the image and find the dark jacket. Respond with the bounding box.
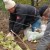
[9,4,40,34]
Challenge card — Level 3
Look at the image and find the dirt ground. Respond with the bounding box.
[0,10,9,33]
[0,10,50,50]
[0,10,38,50]
[1,10,50,50]
[3,9,50,50]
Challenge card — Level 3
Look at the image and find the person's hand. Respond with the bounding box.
[35,29,42,33]
[6,32,12,37]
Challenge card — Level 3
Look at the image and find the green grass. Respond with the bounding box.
[0,0,6,10]
[0,0,49,11]
[0,0,31,11]
[15,0,31,4]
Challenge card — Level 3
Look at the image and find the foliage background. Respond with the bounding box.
[0,0,49,11]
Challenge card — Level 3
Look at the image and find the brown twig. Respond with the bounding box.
[11,30,31,50]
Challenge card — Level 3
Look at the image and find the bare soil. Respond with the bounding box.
[1,10,50,50]
[0,10,9,33]
[0,10,38,50]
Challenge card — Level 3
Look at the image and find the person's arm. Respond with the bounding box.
[13,15,26,34]
[9,14,15,32]
[36,16,50,50]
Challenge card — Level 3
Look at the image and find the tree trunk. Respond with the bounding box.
[31,0,34,6]
[36,0,38,6]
